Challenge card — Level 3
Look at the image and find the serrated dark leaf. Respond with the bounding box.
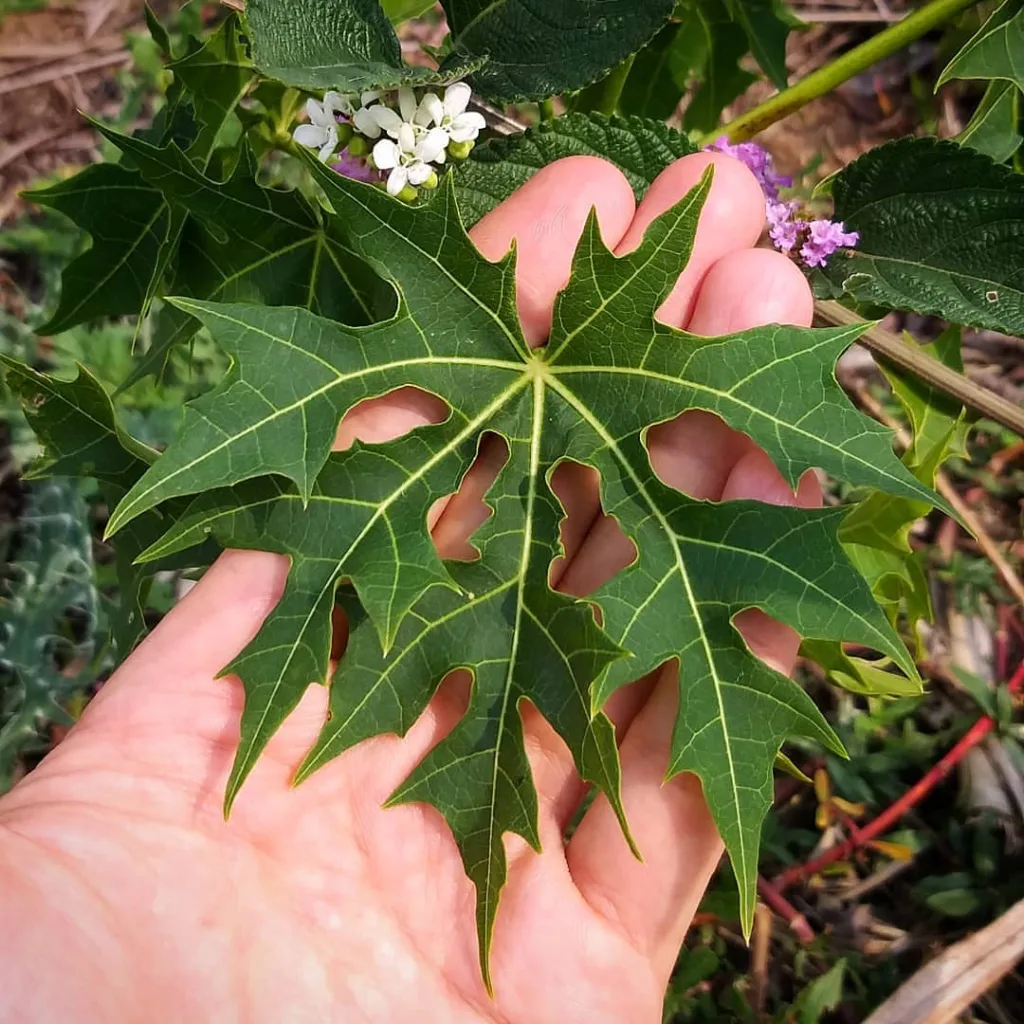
[99,153,940,970]
[441,0,675,102]
[453,112,697,226]
[819,137,1024,335]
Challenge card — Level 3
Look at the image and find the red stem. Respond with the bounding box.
[774,659,1024,893]
[757,875,815,943]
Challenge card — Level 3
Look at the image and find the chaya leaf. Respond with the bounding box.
[440,0,675,102]
[938,0,1024,93]
[246,0,481,91]
[93,126,380,389]
[102,158,941,977]
[0,359,218,657]
[453,112,697,227]
[957,80,1022,163]
[818,137,1024,335]
[27,15,255,337]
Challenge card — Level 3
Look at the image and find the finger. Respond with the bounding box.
[566,459,823,981]
[471,155,636,346]
[616,151,768,328]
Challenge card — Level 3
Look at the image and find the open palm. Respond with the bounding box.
[1,152,820,1023]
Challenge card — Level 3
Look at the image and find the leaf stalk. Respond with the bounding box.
[715,0,984,142]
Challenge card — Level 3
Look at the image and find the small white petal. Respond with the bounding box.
[360,90,382,107]
[444,81,471,118]
[415,128,448,163]
[448,123,478,143]
[416,93,443,127]
[398,88,418,123]
[372,139,400,170]
[371,105,404,138]
[387,165,408,196]
[433,147,446,164]
[352,108,381,138]
[407,161,432,186]
[293,124,328,149]
[306,98,331,127]
[323,91,345,116]
[318,139,337,162]
[397,122,417,154]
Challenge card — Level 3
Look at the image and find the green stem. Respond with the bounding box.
[716,0,983,142]
[596,54,635,116]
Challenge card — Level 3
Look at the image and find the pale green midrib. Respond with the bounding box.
[300,579,517,777]
[551,363,921,496]
[58,204,166,325]
[234,377,533,780]
[331,185,529,360]
[483,374,544,934]
[108,347,522,532]
[546,374,749,890]
[545,184,707,365]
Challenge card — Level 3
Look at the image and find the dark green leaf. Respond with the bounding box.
[453,112,697,226]
[27,15,255,337]
[724,0,800,90]
[381,0,437,22]
[619,22,685,120]
[95,129,380,388]
[678,0,757,133]
[938,0,1024,92]
[958,80,1022,163]
[100,157,938,969]
[819,137,1024,335]
[441,0,675,102]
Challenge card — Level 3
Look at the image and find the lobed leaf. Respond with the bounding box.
[97,150,942,969]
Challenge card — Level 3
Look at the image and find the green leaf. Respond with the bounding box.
[800,639,923,698]
[94,128,380,388]
[0,359,217,657]
[245,0,477,90]
[792,960,846,1024]
[938,0,1024,92]
[381,0,436,23]
[100,156,940,971]
[723,0,801,90]
[27,15,255,337]
[958,80,1022,163]
[819,137,1024,335]
[678,0,757,133]
[453,112,697,226]
[619,22,685,120]
[441,0,675,102]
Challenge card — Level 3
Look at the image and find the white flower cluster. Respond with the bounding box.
[292,81,486,198]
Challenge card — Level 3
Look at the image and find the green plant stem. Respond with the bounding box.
[595,54,635,116]
[716,0,983,141]
[814,300,1024,437]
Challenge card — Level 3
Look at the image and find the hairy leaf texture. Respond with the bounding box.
[98,140,939,975]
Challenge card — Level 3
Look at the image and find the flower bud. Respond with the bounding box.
[335,123,353,149]
[447,139,474,161]
[421,170,440,190]
[397,184,419,203]
[347,135,370,157]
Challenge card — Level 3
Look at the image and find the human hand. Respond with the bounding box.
[0,152,819,1024]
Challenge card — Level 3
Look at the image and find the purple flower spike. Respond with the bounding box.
[331,151,381,184]
[800,219,860,268]
[706,136,792,201]
[703,137,859,268]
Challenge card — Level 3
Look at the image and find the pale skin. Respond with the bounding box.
[0,152,821,1023]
